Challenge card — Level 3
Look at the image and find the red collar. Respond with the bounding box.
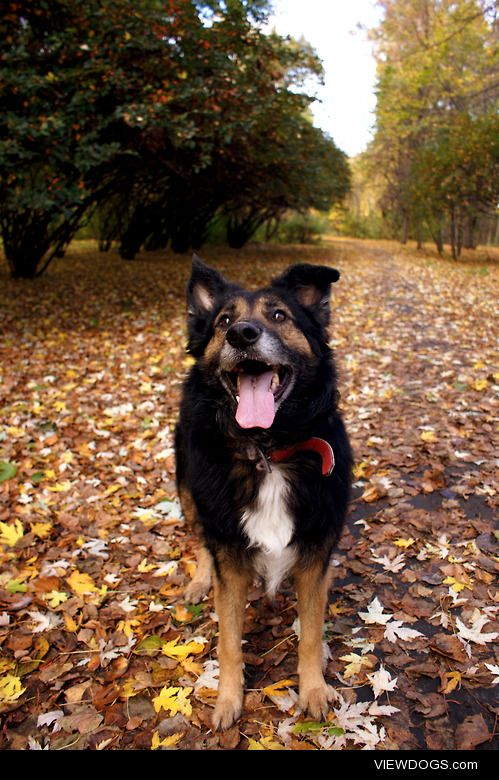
[269,437,335,476]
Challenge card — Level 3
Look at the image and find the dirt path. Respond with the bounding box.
[0,239,497,750]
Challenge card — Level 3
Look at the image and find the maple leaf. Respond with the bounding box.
[118,595,138,613]
[44,590,68,608]
[455,614,498,646]
[393,537,416,549]
[367,665,398,699]
[66,570,98,595]
[440,671,462,694]
[194,659,219,691]
[151,731,184,750]
[0,519,24,547]
[30,522,53,539]
[383,620,424,643]
[370,550,405,572]
[37,710,64,732]
[484,663,499,685]
[359,597,393,625]
[0,674,26,704]
[340,653,375,679]
[263,679,298,713]
[161,638,206,660]
[152,685,193,717]
[420,430,437,442]
[443,576,472,594]
[27,611,63,633]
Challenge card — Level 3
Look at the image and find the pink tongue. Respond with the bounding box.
[236,370,276,429]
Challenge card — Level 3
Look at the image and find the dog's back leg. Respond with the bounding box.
[178,484,212,602]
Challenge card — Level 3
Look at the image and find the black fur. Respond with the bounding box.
[175,257,352,578]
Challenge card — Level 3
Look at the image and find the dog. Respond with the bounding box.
[175,255,352,730]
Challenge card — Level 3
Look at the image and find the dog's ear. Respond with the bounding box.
[186,255,231,356]
[271,264,340,326]
[188,254,230,317]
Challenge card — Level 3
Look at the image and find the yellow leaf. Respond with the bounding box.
[248,738,266,750]
[151,731,184,750]
[473,379,488,391]
[152,686,193,716]
[44,590,68,607]
[44,469,57,480]
[46,480,72,492]
[138,558,156,573]
[120,679,140,699]
[104,484,121,496]
[30,522,53,539]
[6,426,24,438]
[66,570,98,595]
[182,356,196,368]
[441,671,461,694]
[63,613,78,632]
[394,537,416,548]
[442,576,472,593]
[117,619,141,638]
[0,519,24,547]
[262,679,296,699]
[0,674,26,704]
[259,736,286,750]
[340,653,375,679]
[420,431,437,443]
[353,461,368,479]
[181,657,203,675]
[161,639,205,661]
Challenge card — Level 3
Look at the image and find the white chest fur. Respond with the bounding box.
[241,466,296,595]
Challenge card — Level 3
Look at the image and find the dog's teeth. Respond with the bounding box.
[271,372,280,392]
[236,395,240,402]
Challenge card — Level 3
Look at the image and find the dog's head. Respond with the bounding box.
[185,255,340,431]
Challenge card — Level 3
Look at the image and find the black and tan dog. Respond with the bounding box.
[175,255,352,729]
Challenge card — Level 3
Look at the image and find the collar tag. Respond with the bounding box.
[269,437,335,476]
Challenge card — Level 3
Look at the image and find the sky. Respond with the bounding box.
[267,0,383,158]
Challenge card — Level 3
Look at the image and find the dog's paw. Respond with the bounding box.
[212,694,243,731]
[184,578,210,604]
[299,683,336,720]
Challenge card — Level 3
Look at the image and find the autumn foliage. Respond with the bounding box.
[0,239,497,750]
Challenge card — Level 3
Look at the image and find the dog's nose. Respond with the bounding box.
[226,321,262,349]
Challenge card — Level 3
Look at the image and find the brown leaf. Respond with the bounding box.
[455,714,490,750]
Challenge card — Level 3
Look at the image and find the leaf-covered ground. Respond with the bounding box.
[0,239,497,751]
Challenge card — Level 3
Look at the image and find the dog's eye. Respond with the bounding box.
[218,314,231,328]
[272,309,286,322]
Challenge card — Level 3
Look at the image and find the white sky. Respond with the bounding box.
[267,0,382,157]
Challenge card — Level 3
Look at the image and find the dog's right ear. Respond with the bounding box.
[186,255,230,357]
[188,254,230,317]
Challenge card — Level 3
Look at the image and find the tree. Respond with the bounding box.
[1,1,351,274]
[366,0,499,255]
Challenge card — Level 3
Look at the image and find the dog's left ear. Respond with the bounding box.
[271,264,340,326]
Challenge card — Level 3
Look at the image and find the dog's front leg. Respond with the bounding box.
[212,559,251,731]
[295,563,335,720]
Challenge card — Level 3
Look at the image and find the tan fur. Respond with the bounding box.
[212,556,252,730]
[252,295,313,356]
[203,296,251,363]
[294,562,335,719]
[179,485,213,602]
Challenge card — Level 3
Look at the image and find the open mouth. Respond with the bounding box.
[222,359,293,430]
